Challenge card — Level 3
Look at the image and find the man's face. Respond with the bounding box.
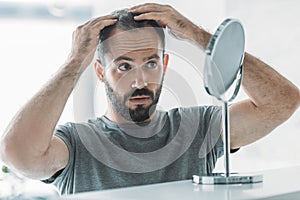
[100,27,167,123]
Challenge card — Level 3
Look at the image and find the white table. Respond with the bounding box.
[61,166,300,200]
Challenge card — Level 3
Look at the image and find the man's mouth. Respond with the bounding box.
[129,95,151,105]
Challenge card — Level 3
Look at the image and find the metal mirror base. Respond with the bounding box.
[192,173,263,184]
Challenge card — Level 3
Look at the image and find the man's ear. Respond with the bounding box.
[94,59,105,82]
[163,53,169,73]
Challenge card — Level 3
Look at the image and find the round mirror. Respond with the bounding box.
[203,18,245,102]
[194,18,262,185]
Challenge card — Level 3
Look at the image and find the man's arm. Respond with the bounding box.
[0,15,117,180]
[229,53,300,149]
[131,3,300,149]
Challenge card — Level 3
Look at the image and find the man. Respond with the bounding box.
[0,3,299,195]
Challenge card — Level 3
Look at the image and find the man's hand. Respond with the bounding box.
[69,15,117,70]
[130,3,198,41]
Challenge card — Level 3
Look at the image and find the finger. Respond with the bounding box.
[78,14,116,28]
[91,14,118,21]
[91,19,117,33]
[134,12,167,28]
[130,3,157,10]
[134,12,165,22]
[130,3,166,13]
[91,18,117,27]
[89,14,118,26]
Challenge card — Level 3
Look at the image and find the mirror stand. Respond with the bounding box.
[193,100,263,184]
[193,18,263,185]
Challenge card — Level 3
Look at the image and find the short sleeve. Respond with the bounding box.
[41,123,75,186]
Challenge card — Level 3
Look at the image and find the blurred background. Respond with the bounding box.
[0,0,299,195]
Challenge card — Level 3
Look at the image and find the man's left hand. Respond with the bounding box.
[130,3,198,41]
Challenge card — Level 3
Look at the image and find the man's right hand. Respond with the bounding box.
[68,15,117,70]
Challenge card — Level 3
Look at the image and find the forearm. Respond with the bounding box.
[1,58,84,169]
[190,25,212,49]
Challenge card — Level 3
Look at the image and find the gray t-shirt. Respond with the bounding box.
[50,106,223,195]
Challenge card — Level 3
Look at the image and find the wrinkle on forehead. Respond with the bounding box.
[102,27,163,61]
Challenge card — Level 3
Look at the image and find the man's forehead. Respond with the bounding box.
[103,27,163,61]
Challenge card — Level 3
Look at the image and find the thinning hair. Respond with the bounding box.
[97,9,165,65]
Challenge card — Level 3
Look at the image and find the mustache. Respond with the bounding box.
[125,88,154,100]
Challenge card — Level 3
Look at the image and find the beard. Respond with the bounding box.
[104,81,163,123]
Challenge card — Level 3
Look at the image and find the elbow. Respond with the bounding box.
[0,135,30,174]
[267,85,300,126]
[1,139,31,178]
[0,137,10,165]
[0,133,49,180]
[280,86,300,120]
[0,138,19,171]
[288,86,300,112]
[296,88,300,108]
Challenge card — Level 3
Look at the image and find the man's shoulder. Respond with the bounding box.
[158,105,220,125]
[165,105,219,115]
[55,119,101,137]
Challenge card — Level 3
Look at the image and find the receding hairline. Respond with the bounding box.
[99,26,165,65]
[108,25,164,45]
[97,10,165,64]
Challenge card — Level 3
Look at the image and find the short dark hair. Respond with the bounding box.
[97,9,165,65]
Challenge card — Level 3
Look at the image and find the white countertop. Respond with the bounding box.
[61,166,300,200]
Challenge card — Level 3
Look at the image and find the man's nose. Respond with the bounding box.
[131,68,148,89]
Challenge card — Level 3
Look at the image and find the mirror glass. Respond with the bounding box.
[203,19,245,102]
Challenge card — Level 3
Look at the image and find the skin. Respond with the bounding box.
[0,3,299,181]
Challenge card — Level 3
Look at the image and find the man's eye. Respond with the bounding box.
[145,61,157,69]
[118,63,131,71]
